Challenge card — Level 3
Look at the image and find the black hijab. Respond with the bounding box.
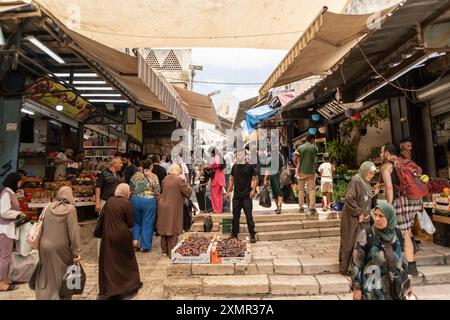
[2,173,22,192]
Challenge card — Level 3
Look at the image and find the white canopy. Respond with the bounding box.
[34,0,347,49]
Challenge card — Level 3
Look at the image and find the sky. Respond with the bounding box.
[191,48,287,117]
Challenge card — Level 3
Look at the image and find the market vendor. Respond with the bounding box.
[95,157,122,213]
[54,148,74,180]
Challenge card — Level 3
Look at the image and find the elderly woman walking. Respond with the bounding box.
[0,173,25,292]
[339,161,380,275]
[352,203,413,300]
[157,164,192,256]
[130,159,160,252]
[99,184,141,299]
[35,186,81,300]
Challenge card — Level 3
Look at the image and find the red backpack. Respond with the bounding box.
[393,158,428,200]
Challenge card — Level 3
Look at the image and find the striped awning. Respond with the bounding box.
[259,6,396,98]
[138,49,191,129]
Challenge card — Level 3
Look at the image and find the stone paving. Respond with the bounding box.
[2,204,450,300]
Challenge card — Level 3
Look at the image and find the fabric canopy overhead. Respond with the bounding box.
[259,6,396,97]
[39,7,218,128]
[34,0,347,49]
[0,0,33,13]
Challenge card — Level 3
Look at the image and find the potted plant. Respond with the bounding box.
[332,180,349,211]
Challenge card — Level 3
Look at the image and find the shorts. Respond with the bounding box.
[393,196,423,231]
[321,182,333,193]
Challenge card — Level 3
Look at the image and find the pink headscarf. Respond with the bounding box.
[115,183,130,199]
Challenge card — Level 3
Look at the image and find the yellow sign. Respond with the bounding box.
[26,78,94,121]
[126,117,142,143]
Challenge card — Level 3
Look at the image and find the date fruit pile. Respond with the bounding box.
[175,237,211,256]
[217,238,247,257]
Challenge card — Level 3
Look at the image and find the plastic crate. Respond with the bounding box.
[222,218,232,234]
[432,215,450,247]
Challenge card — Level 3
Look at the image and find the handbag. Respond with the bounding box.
[93,209,104,238]
[259,186,272,208]
[59,262,86,298]
[26,203,51,250]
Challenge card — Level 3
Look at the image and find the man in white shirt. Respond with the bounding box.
[318,153,334,211]
[54,148,74,180]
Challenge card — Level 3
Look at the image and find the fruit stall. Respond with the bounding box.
[429,180,450,247]
[171,235,252,265]
[19,173,97,220]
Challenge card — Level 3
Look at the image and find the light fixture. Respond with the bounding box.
[356,53,438,102]
[75,87,114,91]
[81,93,121,97]
[88,99,128,103]
[307,108,314,112]
[25,35,65,64]
[49,120,62,127]
[73,80,107,85]
[389,61,402,68]
[56,104,64,111]
[54,73,98,78]
[0,26,5,46]
[21,108,35,115]
[371,74,382,80]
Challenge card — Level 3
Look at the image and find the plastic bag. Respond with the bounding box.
[417,209,436,235]
[259,186,272,208]
[203,215,213,232]
[16,222,33,257]
[8,251,39,283]
[59,262,86,298]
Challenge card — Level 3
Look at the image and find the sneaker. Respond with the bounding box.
[141,249,151,253]
[250,236,257,243]
[299,208,305,214]
[309,208,317,214]
[408,261,419,277]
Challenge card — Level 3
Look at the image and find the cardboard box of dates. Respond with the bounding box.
[171,235,215,264]
[210,237,251,264]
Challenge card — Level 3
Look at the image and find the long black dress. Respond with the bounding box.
[99,196,141,297]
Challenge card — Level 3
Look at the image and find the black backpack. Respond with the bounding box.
[183,198,193,232]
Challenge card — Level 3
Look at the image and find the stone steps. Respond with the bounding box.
[192,212,321,224]
[164,265,450,299]
[163,274,351,298]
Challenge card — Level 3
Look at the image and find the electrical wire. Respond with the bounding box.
[163,76,263,86]
[357,42,449,93]
[65,27,305,40]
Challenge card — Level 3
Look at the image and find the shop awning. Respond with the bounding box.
[33,0,347,49]
[42,12,192,129]
[259,6,396,97]
[0,1,33,13]
[34,8,222,129]
[173,86,220,127]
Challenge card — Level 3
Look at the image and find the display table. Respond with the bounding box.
[28,201,95,208]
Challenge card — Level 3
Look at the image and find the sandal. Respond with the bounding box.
[0,284,18,292]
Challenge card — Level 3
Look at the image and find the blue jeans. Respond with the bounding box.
[130,196,156,250]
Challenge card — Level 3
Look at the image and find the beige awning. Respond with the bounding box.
[33,0,347,49]
[0,1,31,13]
[259,6,396,97]
[173,86,220,127]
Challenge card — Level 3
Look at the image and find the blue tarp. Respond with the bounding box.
[241,104,277,133]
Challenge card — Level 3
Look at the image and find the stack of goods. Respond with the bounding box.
[171,236,214,264]
[211,238,251,264]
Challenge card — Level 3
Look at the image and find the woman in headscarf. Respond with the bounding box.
[157,164,192,256]
[130,159,160,252]
[0,173,24,291]
[99,183,141,299]
[35,186,81,300]
[339,161,380,275]
[207,148,226,213]
[352,203,413,300]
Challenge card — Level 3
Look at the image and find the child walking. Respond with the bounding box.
[318,153,334,211]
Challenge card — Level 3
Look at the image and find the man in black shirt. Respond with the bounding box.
[95,157,122,213]
[227,152,257,243]
[121,153,138,184]
[151,155,167,191]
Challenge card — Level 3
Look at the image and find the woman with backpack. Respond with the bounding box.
[207,148,226,213]
[339,161,380,275]
[352,203,413,300]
